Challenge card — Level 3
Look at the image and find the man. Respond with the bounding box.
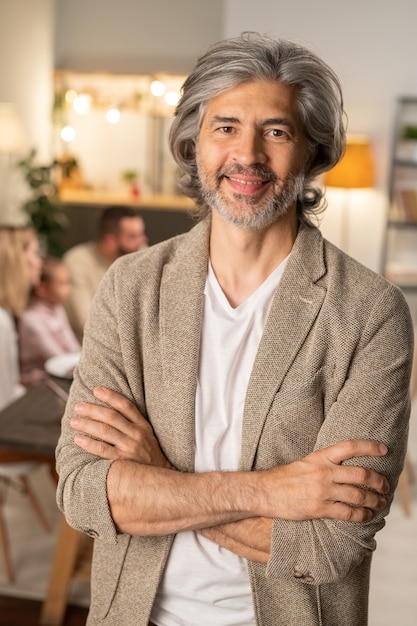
[63,205,147,341]
[56,33,413,626]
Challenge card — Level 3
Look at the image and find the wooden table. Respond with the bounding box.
[0,378,69,460]
[0,378,92,626]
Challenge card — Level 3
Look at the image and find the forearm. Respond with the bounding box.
[107,460,260,535]
[200,517,272,563]
[107,439,388,536]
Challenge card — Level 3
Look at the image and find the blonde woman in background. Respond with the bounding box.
[0,226,42,411]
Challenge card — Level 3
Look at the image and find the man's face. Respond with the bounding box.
[196,80,309,231]
[115,216,147,256]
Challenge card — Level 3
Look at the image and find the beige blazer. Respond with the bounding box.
[56,218,413,626]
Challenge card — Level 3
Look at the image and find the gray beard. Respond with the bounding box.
[199,166,305,231]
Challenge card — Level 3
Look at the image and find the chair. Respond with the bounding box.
[0,461,52,583]
[40,516,92,626]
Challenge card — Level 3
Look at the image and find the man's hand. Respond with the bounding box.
[70,387,172,469]
[255,439,390,523]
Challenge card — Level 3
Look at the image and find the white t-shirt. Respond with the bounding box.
[150,257,288,626]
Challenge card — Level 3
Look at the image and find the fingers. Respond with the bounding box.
[74,433,117,460]
[73,401,137,437]
[70,390,172,468]
[93,386,146,425]
[71,413,121,447]
[327,482,387,512]
[323,439,388,465]
[326,502,374,523]
[311,440,390,498]
[334,464,390,495]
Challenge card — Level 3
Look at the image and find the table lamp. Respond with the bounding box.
[324,135,375,251]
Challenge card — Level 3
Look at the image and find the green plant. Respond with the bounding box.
[402,125,417,140]
[17,149,77,256]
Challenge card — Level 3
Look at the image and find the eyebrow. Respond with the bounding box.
[207,115,295,132]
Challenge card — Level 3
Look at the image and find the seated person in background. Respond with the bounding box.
[19,256,80,385]
[63,205,147,342]
[0,226,42,411]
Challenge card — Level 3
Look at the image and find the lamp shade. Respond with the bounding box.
[324,136,374,189]
[0,103,26,154]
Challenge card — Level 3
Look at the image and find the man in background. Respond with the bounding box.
[64,205,147,341]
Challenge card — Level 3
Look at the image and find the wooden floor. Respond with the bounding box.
[0,595,88,626]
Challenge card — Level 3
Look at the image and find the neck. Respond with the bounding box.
[209,210,298,308]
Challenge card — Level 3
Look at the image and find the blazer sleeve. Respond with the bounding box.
[266,283,414,584]
[56,262,139,545]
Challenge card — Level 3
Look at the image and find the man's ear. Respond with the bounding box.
[102,232,118,251]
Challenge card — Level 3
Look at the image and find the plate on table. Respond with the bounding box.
[45,352,81,380]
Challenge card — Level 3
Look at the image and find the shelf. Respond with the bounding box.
[382,96,417,289]
[58,188,195,212]
[398,96,417,104]
[393,158,417,168]
[387,220,417,228]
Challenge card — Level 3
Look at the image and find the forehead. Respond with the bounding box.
[119,216,144,232]
[201,80,302,128]
[48,263,69,282]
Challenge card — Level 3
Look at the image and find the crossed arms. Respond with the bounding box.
[69,386,389,564]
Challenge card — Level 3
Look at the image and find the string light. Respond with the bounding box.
[106,107,121,124]
[61,125,76,142]
[72,93,92,114]
[164,90,180,106]
[150,80,166,97]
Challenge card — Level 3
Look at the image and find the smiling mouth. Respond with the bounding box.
[226,176,266,186]
[223,174,271,195]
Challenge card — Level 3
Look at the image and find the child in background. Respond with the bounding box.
[19,256,81,385]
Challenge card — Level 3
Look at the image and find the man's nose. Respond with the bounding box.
[231,131,267,165]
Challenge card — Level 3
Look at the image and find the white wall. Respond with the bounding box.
[224,0,417,272]
[55,0,224,74]
[0,0,54,160]
[0,0,54,223]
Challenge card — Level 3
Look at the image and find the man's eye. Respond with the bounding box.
[270,129,287,138]
[218,126,234,133]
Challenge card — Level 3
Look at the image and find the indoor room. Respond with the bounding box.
[0,1,416,624]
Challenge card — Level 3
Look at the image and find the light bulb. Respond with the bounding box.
[65,89,77,104]
[150,80,166,97]
[61,126,76,142]
[106,108,121,124]
[73,94,92,114]
[165,90,180,106]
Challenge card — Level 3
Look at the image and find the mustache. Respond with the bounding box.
[218,164,277,182]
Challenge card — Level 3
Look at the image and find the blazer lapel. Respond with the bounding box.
[159,218,210,472]
[240,226,327,470]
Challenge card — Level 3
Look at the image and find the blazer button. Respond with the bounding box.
[305,575,315,583]
[86,529,99,538]
[292,569,304,578]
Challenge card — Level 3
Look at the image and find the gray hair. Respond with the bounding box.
[169,32,346,225]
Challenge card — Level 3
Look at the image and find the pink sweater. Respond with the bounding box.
[19,299,81,384]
